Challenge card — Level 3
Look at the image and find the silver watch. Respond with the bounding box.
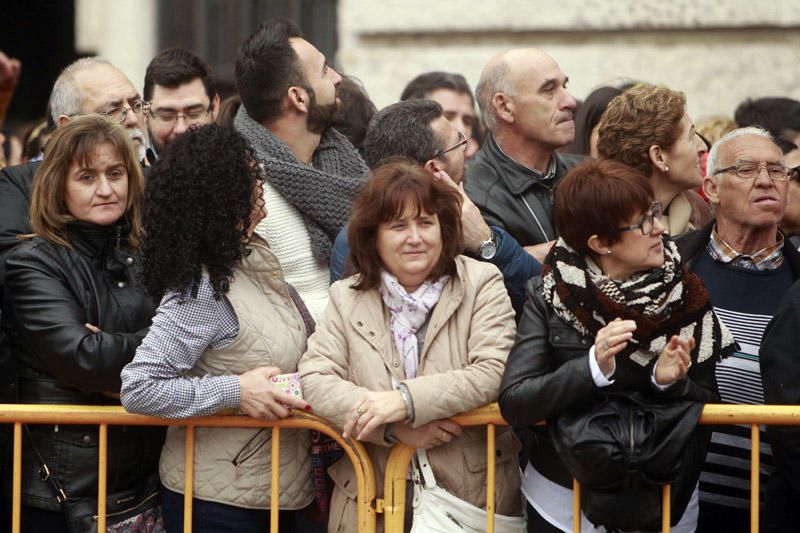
[478,230,498,260]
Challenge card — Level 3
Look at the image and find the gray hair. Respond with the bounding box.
[706,126,775,178]
[49,57,112,123]
[476,59,516,131]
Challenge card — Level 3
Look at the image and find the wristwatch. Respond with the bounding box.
[478,230,498,260]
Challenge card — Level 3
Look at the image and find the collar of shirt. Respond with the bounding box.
[495,139,557,181]
[707,225,785,271]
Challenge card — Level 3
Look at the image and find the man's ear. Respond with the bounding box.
[423,158,443,177]
[209,94,221,121]
[587,234,611,256]
[493,93,514,125]
[57,115,71,127]
[703,175,720,205]
[287,86,308,113]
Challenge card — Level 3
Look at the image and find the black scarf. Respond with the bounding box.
[542,236,736,367]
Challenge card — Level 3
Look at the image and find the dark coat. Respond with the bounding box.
[2,221,163,511]
[464,134,583,246]
[499,277,718,492]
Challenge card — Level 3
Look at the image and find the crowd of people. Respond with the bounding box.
[1,15,800,533]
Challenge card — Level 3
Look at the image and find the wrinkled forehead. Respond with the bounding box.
[75,64,139,113]
[720,134,783,165]
[509,51,564,91]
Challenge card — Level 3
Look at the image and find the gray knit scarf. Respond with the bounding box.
[234,107,368,263]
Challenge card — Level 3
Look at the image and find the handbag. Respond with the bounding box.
[410,448,526,533]
[549,392,704,531]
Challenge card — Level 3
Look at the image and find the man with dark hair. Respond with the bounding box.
[465,49,582,261]
[234,18,367,320]
[143,47,219,154]
[331,99,539,314]
[401,71,478,157]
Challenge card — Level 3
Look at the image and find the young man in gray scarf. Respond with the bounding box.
[234,18,368,320]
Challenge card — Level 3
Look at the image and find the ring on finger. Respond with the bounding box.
[440,431,449,442]
[601,340,609,350]
[356,405,366,415]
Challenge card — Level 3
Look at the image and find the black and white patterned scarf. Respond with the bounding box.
[542,236,736,367]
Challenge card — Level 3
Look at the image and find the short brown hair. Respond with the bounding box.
[556,159,653,255]
[29,115,144,248]
[347,157,463,290]
[597,84,686,176]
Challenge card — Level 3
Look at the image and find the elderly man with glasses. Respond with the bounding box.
[676,127,800,533]
[143,47,219,156]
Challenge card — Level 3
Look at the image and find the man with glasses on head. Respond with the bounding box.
[143,48,219,157]
[676,127,800,533]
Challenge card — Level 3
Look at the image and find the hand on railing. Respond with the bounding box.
[391,420,463,449]
[344,390,409,440]
[239,366,311,419]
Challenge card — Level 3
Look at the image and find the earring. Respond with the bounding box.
[664,165,670,172]
[606,249,612,255]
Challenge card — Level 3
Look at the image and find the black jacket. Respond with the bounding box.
[0,161,40,398]
[499,277,718,488]
[2,221,163,511]
[464,134,583,246]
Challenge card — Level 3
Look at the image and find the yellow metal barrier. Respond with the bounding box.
[381,403,800,533]
[0,404,377,533]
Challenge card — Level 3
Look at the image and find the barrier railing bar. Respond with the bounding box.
[383,443,415,533]
[271,426,280,533]
[662,484,671,532]
[183,424,195,533]
[573,479,581,533]
[12,422,21,533]
[98,423,108,531]
[486,422,496,533]
[751,424,759,533]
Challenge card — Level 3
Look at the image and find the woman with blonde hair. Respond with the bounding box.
[598,84,710,236]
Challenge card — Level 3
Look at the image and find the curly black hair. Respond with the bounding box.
[140,124,261,300]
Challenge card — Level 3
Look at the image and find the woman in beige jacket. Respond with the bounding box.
[299,159,523,532]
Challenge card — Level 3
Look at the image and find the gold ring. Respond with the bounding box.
[357,405,366,415]
[441,431,448,442]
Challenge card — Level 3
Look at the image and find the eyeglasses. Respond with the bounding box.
[618,201,663,235]
[149,106,212,127]
[713,162,792,181]
[102,100,149,123]
[433,130,468,159]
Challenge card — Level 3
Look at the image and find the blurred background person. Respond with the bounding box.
[500,158,735,532]
[2,115,163,531]
[300,158,523,532]
[598,84,711,236]
[331,74,376,159]
[565,84,626,157]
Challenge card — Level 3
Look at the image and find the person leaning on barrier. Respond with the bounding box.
[499,159,736,532]
[1,115,164,531]
[119,125,320,533]
[299,158,523,532]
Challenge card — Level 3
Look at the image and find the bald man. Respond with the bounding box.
[465,49,582,259]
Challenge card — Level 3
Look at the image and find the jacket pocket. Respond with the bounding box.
[548,324,591,350]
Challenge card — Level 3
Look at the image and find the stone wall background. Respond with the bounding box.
[338,0,800,121]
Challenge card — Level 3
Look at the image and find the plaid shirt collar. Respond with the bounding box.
[707,225,785,271]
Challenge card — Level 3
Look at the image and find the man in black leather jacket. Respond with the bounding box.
[465,48,582,261]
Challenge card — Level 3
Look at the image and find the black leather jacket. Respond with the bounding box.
[464,134,583,246]
[499,277,718,487]
[2,220,164,511]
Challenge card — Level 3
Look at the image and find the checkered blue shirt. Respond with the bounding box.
[120,277,241,418]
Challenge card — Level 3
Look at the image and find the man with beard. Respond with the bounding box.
[234,18,368,320]
[465,48,582,262]
[143,48,219,157]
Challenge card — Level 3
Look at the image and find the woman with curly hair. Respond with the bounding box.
[597,84,711,236]
[120,125,315,533]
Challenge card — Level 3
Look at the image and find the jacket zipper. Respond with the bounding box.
[629,407,634,455]
[93,490,159,520]
[115,225,122,249]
